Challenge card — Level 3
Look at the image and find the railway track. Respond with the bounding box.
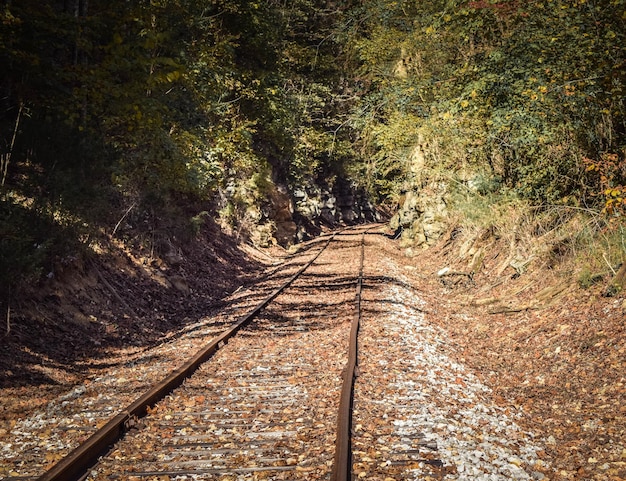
[350,249,548,481]
[4,225,550,481]
[28,227,371,481]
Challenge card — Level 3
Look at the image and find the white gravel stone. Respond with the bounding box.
[352,256,551,480]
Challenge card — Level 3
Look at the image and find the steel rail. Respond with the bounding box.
[37,233,337,481]
[331,229,366,481]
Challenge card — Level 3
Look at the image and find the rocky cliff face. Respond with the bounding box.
[254,171,447,250]
[389,142,450,251]
[292,179,380,240]
[253,178,381,247]
[390,182,448,250]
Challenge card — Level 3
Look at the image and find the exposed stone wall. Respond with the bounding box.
[252,169,447,249]
[389,142,450,250]
[390,182,448,250]
[251,183,297,248]
[250,178,380,247]
[293,179,380,241]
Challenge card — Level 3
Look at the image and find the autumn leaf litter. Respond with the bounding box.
[0,230,569,480]
[352,240,550,480]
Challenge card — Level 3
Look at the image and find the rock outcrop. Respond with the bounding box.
[390,183,448,250]
[292,179,380,241]
[389,143,450,250]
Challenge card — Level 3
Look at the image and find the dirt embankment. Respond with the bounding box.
[0,216,275,422]
[403,224,626,481]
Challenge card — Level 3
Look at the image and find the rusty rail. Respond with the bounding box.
[331,230,366,481]
[37,233,336,481]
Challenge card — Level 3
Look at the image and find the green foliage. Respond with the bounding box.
[574,218,626,288]
[578,267,605,289]
[347,0,626,210]
[189,211,210,238]
[585,153,626,216]
[0,200,48,290]
[450,178,522,228]
[0,0,363,292]
[0,193,89,293]
[4,0,626,303]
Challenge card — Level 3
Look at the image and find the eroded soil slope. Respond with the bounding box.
[0,218,271,422]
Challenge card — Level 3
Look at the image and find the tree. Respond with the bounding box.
[346,0,626,207]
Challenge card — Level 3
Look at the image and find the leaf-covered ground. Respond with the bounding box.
[0,217,267,425]
[1,222,624,480]
[404,228,626,481]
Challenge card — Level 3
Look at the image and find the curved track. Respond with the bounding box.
[34,227,375,481]
[7,225,551,481]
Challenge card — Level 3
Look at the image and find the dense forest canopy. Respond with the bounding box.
[1,0,625,293]
[350,0,626,208]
